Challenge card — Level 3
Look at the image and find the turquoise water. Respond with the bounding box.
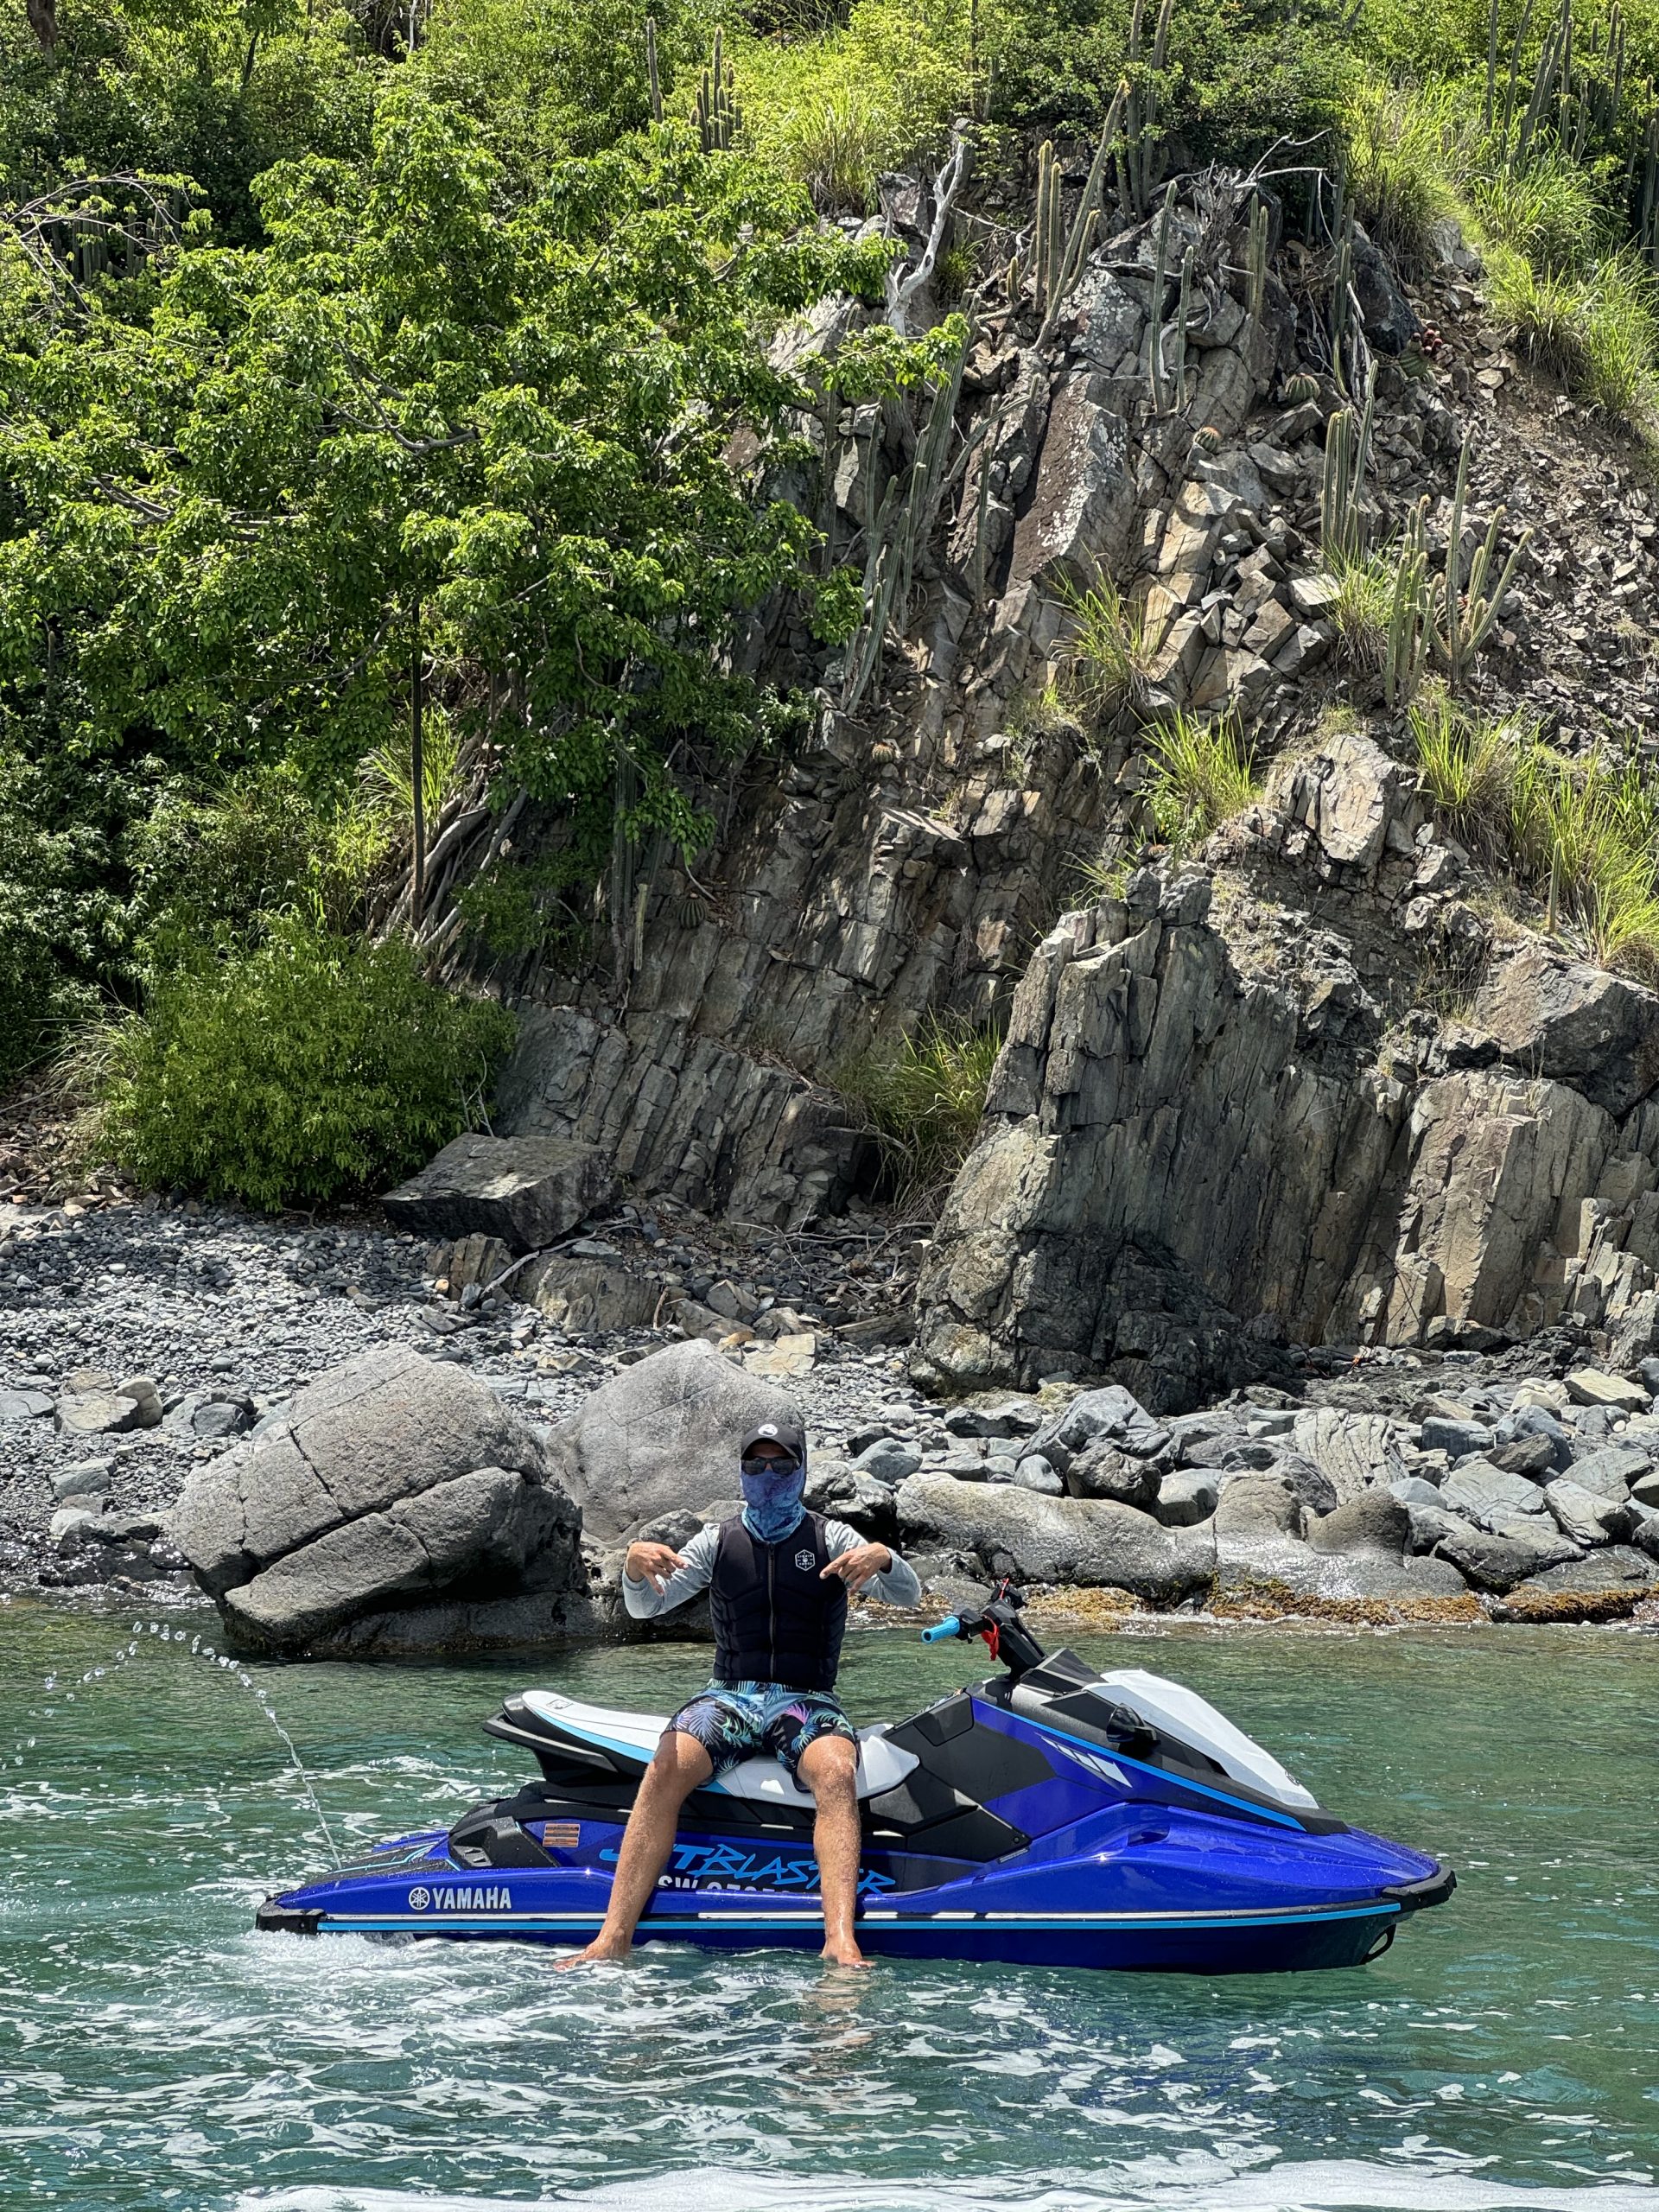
[1,1599,1656,2212]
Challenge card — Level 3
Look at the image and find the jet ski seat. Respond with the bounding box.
[521,1689,919,1810]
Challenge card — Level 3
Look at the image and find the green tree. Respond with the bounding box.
[0,88,892,1007]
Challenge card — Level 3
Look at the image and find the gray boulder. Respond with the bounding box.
[547,1338,804,1544]
[170,1347,579,1651]
[1419,1415,1493,1460]
[1440,1460,1548,1529]
[1562,1446,1643,1501]
[1496,1546,1656,1619]
[1260,1451,1340,1515]
[1430,1516,1581,1592]
[1156,1470,1218,1527]
[1032,1385,1170,1471]
[852,1437,924,1484]
[1305,1491,1411,1556]
[1062,1440,1160,1510]
[804,1460,897,1537]
[0,1389,53,1422]
[893,1473,1211,1600]
[1543,1478,1636,1546]
[383,1133,613,1251]
[1014,1457,1065,1496]
[224,1468,569,1649]
[520,1254,663,1333]
[1288,1409,1409,1502]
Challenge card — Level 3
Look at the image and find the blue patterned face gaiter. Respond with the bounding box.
[740,1464,807,1545]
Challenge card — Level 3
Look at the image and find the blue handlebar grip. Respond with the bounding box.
[920,1617,962,1643]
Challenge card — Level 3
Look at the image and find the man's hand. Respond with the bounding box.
[625,1541,688,1593]
[820,1543,893,1596]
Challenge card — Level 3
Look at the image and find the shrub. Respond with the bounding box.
[836,1016,1001,1200]
[128,766,383,967]
[1414,702,1659,984]
[1143,710,1257,849]
[90,918,517,1211]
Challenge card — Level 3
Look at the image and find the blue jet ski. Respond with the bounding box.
[257,1585,1452,1973]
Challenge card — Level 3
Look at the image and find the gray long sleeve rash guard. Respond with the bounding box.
[623,1520,922,1620]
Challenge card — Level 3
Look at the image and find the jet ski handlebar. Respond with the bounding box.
[918,1579,1047,1677]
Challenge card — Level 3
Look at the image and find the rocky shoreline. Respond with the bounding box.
[5,1178,1658,1642]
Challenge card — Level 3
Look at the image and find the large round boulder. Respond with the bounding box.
[170,1345,582,1653]
[546,1338,806,1543]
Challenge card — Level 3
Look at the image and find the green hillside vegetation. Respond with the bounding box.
[3,0,1658,1201]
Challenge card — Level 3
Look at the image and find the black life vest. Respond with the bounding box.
[709,1512,848,1693]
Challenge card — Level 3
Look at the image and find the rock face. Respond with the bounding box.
[914,830,1659,1402]
[382,1135,613,1251]
[545,1338,806,1544]
[171,1346,582,1651]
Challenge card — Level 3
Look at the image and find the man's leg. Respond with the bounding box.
[556,1730,714,1967]
[797,1733,869,1968]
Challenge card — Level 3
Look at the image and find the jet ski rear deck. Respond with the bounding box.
[257,1587,1453,1974]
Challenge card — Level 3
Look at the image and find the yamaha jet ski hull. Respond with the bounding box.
[258,1595,1453,1976]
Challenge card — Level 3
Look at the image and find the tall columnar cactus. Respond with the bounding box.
[1175,245,1193,410]
[1032,83,1127,345]
[645,16,663,124]
[1032,141,1062,318]
[1431,431,1534,691]
[1148,181,1176,415]
[1246,194,1268,324]
[1384,500,1433,709]
[1319,365,1376,567]
[696,29,741,154]
[1116,0,1176,219]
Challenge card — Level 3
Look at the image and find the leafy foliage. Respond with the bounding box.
[91,915,517,1209]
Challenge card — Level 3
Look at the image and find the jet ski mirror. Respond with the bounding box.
[918,1576,1048,1677]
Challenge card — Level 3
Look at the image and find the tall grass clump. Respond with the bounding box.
[836,1015,1002,1200]
[1338,77,1461,263]
[86,914,518,1210]
[733,0,973,210]
[1144,711,1257,849]
[1325,547,1399,670]
[1414,701,1659,983]
[1409,693,1526,849]
[1057,569,1154,720]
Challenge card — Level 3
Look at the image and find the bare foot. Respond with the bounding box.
[555,1936,632,1970]
[820,1935,871,1969]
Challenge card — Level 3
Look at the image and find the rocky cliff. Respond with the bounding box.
[461,152,1659,1400]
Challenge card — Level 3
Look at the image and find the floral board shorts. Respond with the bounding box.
[666,1681,857,1783]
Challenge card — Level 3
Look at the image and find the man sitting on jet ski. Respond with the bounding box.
[556,1416,922,1969]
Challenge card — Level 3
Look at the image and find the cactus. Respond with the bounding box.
[1430,431,1534,691]
[1147,182,1173,414]
[1384,500,1432,709]
[871,741,901,766]
[1032,141,1062,316]
[1191,423,1222,456]
[1033,82,1127,346]
[645,16,662,124]
[1246,194,1268,324]
[677,893,702,930]
[696,29,741,154]
[1175,244,1193,410]
[1319,366,1376,567]
[1285,372,1321,404]
[1116,0,1176,219]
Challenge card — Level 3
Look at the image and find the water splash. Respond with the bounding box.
[21,1617,339,1865]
